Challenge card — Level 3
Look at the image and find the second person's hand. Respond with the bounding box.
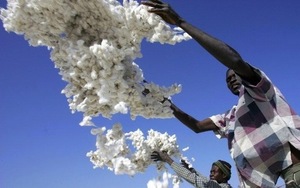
[151,151,174,165]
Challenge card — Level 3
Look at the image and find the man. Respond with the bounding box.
[141,0,300,187]
[151,151,232,188]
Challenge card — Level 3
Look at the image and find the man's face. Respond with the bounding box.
[226,69,241,95]
[209,165,226,183]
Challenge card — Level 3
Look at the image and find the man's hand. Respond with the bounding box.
[141,0,184,25]
[180,159,190,169]
[180,159,197,173]
[151,151,173,164]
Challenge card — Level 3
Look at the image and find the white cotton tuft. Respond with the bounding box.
[112,157,136,176]
[147,172,177,188]
[79,116,95,126]
[91,127,106,135]
[114,101,128,114]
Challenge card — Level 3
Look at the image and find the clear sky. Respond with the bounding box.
[1,1,300,188]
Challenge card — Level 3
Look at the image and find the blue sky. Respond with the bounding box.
[1,1,300,187]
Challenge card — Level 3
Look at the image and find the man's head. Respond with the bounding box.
[226,69,242,96]
[210,160,232,183]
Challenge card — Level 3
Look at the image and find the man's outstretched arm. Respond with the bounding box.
[170,102,218,133]
[141,0,261,85]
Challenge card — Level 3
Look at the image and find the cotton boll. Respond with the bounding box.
[77,98,88,111]
[75,39,84,47]
[79,115,95,126]
[88,124,129,170]
[89,44,101,55]
[106,123,123,140]
[114,101,128,114]
[91,127,106,135]
[97,90,110,105]
[125,128,145,149]
[147,172,172,188]
[147,179,157,188]
[147,179,163,188]
[171,175,181,188]
[162,172,171,187]
[83,82,93,90]
[147,15,158,26]
[112,157,137,175]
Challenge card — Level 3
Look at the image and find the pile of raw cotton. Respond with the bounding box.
[87,123,191,187]
[87,123,182,175]
[0,0,191,125]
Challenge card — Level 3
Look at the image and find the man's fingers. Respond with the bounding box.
[141,1,156,6]
[151,156,161,161]
[151,151,162,161]
[151,155,158,159]
[141,1,163,8]
[151,152,159,158]
[151,0,163,4]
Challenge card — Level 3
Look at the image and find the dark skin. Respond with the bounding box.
[151,151,229,184]
[210,165,228,184]
[141,0,300,172]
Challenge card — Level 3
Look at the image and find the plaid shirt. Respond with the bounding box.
[210,68,300,187]
[171,162,232,188]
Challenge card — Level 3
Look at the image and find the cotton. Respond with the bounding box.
[0,0,191,125]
